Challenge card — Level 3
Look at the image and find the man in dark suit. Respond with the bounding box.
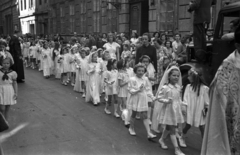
[135,33,157,71]
[188,0,216,61]
[9,31,25,83]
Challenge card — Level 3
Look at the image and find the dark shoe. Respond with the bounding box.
[17,79,25,83]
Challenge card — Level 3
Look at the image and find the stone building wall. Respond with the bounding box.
[0,0,19,36]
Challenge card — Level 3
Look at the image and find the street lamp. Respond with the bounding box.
[102,1,122,10]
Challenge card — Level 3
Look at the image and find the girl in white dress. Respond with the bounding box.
[127,63,156,139]
[52,43,61,79]
[69,47,77,86]
[73,48,82,93]
[104,59,119,117]
[117,60,129,111]
[22,39,30,67]
[100,50,110,101]
[78,49,88,97]
[121,41,131,60]
[155,65,185,155]
[59,47,70,85]
[0,57,18,120]
[182,68,209,139]
[29,41,38,69]
[85,52,101,106]
[41,42,52,78]
[140,55,156,124]
[36,41,43,71]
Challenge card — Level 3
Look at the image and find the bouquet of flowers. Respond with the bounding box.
[42,54,47,58]
[58,55,63,63]
[75,61,80,69]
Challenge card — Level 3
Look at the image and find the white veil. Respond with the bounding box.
[151,65,182,132]
[155,65,182,96]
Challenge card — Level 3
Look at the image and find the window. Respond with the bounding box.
[61,19,64,34]
[93,0,100,33]
[24,0,26,9]
[52,19,56,33]
[70,18,75,33]
[70,5,75,15]
[52,8,56,17]
[218,11,240,38]
[159,0,175,32]
[45,0,47,3]
[80,0,87,14]
[20,0,23,10]
[80,15,86,33]
[39,0,42,5]
[93,0,100,12]
[29,0,33,8]
[60,7,64,17]
[93,13,100,33]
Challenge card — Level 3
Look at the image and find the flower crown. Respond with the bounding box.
[190,68,198,75]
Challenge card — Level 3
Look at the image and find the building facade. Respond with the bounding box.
[49,0,239,37]
[0,0,20,36]
[0,0,236,37]
[19,0,49,35]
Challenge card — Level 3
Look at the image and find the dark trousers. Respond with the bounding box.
[193,23,207,52]
[193,23,208,62]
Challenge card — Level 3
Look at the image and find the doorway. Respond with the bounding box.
[130,0,149,36]
[30,24,35,34]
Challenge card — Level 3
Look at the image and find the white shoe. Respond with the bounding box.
[82,93,86,98]
[175,147,185,155]
[104,108,111,115]
[159,138,168,149]
[129,128,136,136]
[178,136,187,148]
[114,112,120,118]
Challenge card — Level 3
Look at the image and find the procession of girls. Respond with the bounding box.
[18,33,209,155]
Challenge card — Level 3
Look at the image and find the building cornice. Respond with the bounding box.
[19,14,35,19]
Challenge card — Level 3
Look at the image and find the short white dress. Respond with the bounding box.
[79,57,88,82]
[69,54,76,73]
[127,76,154,112]
[157,84,184,126]
[105,70,118,95]
[0,70,17,105]
[183,84,209,127]
[22,42,30,58]
[118,70,129,97]
[59,53,71,73]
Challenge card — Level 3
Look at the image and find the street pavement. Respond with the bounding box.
[2,68,202,155]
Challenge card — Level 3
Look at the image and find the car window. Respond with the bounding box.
[219,11,240,38]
